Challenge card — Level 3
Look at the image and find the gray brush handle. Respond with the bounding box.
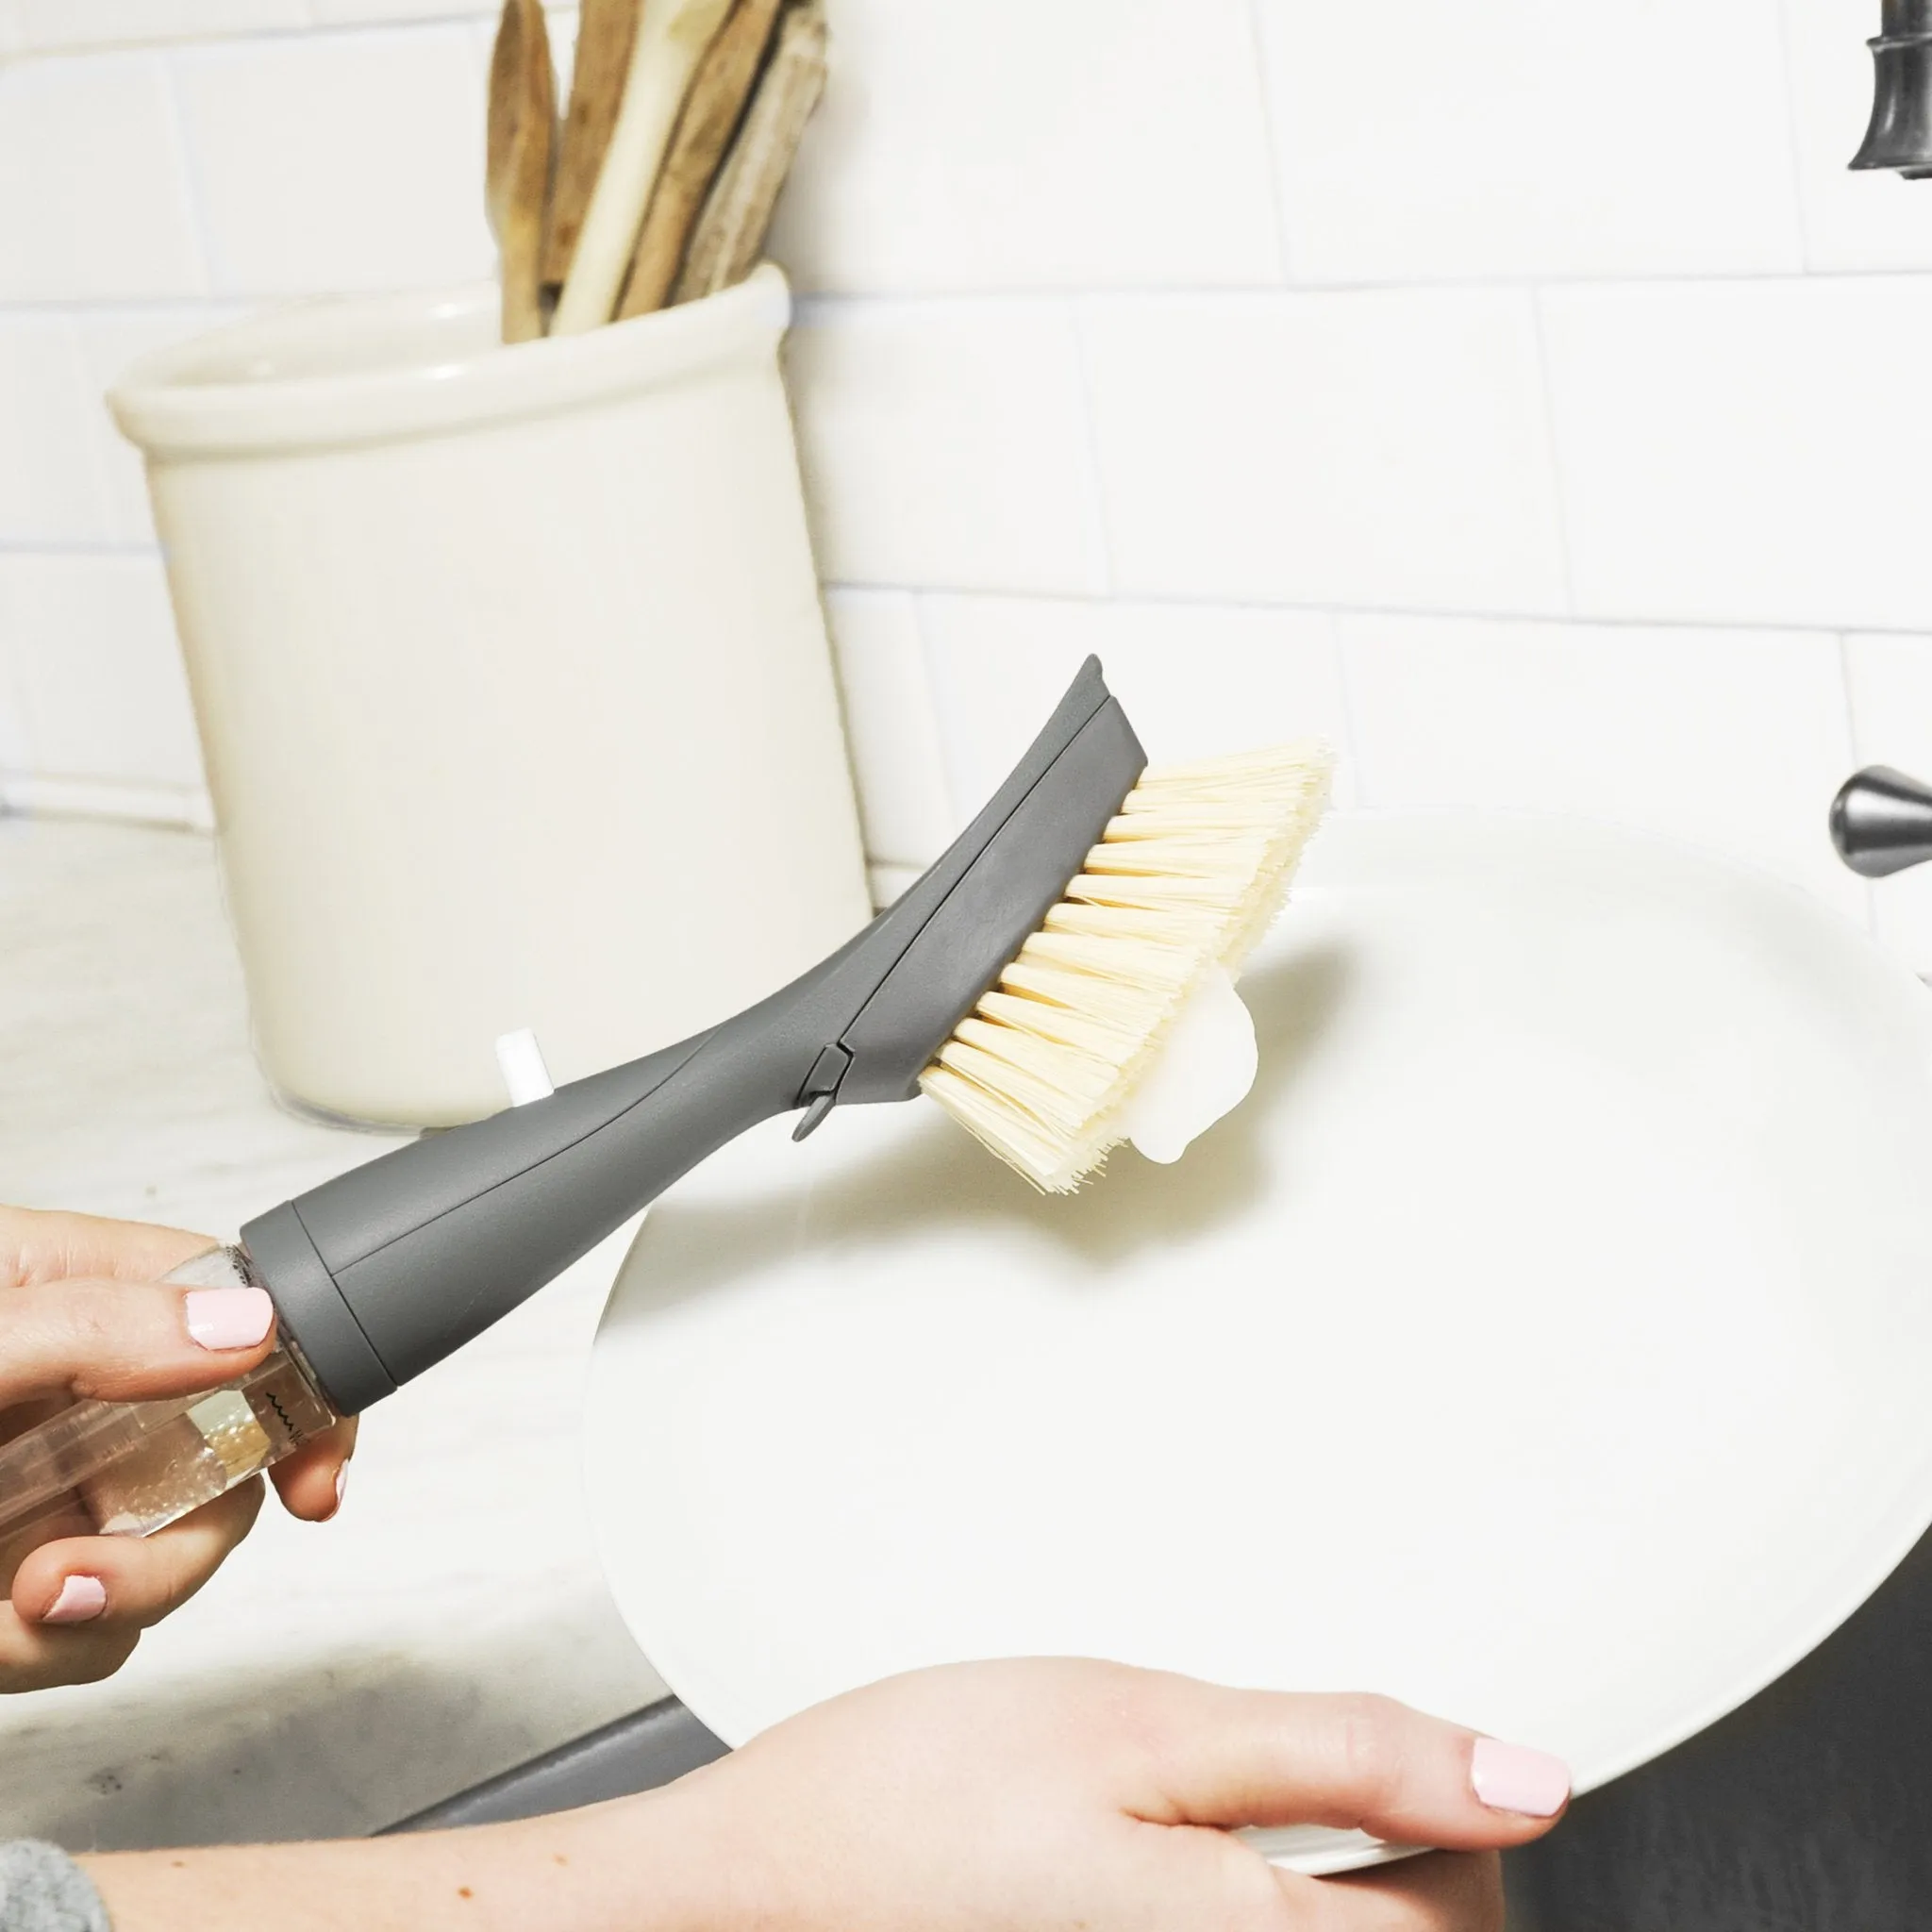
[243,1005,817,1415]
[239,655,1143,1419]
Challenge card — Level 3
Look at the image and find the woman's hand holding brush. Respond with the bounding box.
[0,1205,353,1692]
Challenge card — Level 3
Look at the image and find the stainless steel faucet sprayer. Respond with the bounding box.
[1832,768,1932,879]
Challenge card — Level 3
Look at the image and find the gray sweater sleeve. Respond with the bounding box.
[0,1845,108,1932]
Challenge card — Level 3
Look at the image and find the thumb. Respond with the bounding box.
[1132,1682,1570,1852]
[0,1278,278,1407]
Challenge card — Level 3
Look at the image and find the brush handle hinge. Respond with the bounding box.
[792,1043,852,1141]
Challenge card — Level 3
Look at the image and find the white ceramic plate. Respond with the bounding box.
[588,810,1932,1874]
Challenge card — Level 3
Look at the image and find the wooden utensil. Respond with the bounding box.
[616,0,787,319]
[553,0,737,334]
[486,0,558,344]
[673,0,826,306]
[541,0,642,293]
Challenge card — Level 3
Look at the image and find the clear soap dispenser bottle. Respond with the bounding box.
[0,1245,342,1542]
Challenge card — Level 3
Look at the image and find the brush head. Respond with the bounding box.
[919,741,1335,1193]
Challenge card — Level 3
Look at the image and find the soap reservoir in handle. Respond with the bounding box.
[1,1245,341,1541]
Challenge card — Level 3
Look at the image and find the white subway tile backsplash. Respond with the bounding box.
[1080,289,1567,615]
[1542,276,1932,632]
[75,308,242,545]
[1255,0,1804,285]
[788,300,1103,596]
[1843,632,1932,966]
[0,0,1906,893]
[824,588,957,868]
[1341,613,1862,915]
[0,320,114,544]
[0,53,204,302]
[0,555,204,791]
[172,27,494,297]
[1782,0,1932,274]
[917,593,1349,825]
[765,0,1282,295]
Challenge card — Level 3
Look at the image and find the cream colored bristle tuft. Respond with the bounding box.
[920,740,1335,1194]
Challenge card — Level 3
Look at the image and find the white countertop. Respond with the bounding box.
[0,814,666,1850]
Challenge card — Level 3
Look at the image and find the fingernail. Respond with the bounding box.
[330,1462,349,1518]
[184,1286,275,1352]
[1471,1738,1571,1818]
[42,1575,107,1624]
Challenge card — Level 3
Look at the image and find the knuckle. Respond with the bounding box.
[47,1288,142,1390]
[1334,1693,1407,1809]
[67,1293,125,1357]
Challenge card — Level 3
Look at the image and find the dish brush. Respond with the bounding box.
[924,742,1330,1192]
[0,658,1330,1545]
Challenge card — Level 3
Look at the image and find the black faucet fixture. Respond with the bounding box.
[1852,0,1932,176]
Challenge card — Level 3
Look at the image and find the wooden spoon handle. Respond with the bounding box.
[554,0,737,335]
[541,0,642,291]
[616,0,787,320]
[673,0,826,306]
[486,0,557,344]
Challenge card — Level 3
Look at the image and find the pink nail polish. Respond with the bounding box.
[42,1575,107,1624]
[1471,1738,1571,1818]
[184,1287,275,1352]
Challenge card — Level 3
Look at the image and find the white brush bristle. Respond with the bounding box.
[920,740,1335,1194]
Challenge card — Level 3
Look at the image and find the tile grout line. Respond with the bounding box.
[907,588,969,834]
[1835,628,1879,935]
[791,264,1932,310]
[52,317,123,544]
[0,560,32,781]
[0,8,509,64]
[1241,0,1296,288]
[1770,0,1822,275]
[9,264,1932,325]
[817,579,1926,642]
[155,46,219,303]
[1526,285,1580,620]
[0,299,252,320]
[1325,611,1372,809]
[1063,299,1117,600]
[0,541,164,558]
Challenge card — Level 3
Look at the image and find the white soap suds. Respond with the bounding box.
[1121,965,1258,1165]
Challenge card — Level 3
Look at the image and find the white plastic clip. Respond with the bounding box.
[494,1028,556,1107]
